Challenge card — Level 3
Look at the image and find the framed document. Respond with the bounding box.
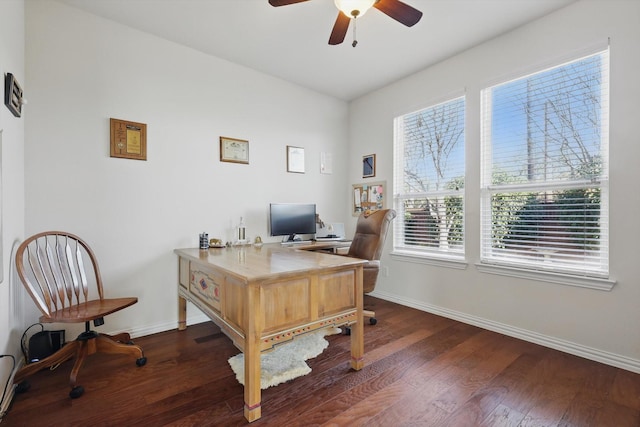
[110,118,147,161]
[287,145,305,173]
[320,151,333,174]
[220,137,249,164]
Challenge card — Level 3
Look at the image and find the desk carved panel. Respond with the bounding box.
[189,266,222,313]
[317,269,356,317]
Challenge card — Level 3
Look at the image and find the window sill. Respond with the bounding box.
[390,250,468,270]
[475,262,616,291]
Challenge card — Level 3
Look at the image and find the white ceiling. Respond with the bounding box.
[55,0,576,101]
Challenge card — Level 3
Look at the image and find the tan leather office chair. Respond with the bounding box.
[345,209,397,325]
[14,231,147,399]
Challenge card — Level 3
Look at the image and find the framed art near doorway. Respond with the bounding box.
[363,154,375,178]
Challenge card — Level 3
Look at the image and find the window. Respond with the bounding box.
[480,49,609,278]
[393,96,465,259]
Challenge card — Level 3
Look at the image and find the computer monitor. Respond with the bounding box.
[269,203,316,242]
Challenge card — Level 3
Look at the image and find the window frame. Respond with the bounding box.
[392,95,467,264]
[478,48,613,290]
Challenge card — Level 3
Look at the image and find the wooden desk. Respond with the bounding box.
[174,244,365,423]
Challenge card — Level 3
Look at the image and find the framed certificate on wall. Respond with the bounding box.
[110,118,147,161]
[286,145,305,173]
[220,136,249,164]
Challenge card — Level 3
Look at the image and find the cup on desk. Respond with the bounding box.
[199,233,209,249]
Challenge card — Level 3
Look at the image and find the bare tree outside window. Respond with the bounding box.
[395,97,465,256]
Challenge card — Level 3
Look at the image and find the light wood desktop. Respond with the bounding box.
[174,242,365,423]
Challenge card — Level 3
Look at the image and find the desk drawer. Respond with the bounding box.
[189,265,223,313]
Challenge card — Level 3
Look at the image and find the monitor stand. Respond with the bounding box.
[281,234,303,244]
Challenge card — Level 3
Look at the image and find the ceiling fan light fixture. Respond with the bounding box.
[334,0,376,18]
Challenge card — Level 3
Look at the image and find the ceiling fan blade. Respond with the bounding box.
[328,12,350,45]
[373,0,423,27]
[268,0,310,6]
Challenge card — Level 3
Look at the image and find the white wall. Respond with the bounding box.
[24,1,350,338]
[351,0,640,371]
[0,0,26,415]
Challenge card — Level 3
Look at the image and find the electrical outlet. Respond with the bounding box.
[383,266,389,277]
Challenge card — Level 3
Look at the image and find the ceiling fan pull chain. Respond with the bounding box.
[352,17,358,47]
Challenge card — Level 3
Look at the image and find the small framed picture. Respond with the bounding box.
[220,136,249,164]
[363,154,376,178]
[287,145,305,173]
[4,73,24,117]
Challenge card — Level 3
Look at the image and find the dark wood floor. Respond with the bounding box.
[3,296,640,426]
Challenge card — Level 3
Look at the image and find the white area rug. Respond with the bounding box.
[228,327,341,389]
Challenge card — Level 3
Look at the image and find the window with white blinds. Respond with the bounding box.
[393,96,465,258]
[480,49,609,277]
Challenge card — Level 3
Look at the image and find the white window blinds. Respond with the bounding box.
[393,96,465,258]
[480,49,609,277]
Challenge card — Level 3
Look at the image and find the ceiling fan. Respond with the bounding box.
[268,0,423,47]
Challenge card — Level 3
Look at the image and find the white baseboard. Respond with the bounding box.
[124,312,211,339]
[369,289,640,374]
[68,290,640,375]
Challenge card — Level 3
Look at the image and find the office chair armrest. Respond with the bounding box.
[340,255,379,269]
[363,260,380,269]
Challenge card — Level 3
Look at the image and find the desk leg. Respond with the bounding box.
[178,295,187,331]
[350,266,364,370]
[244,286,262,422]
[243,350,261,422]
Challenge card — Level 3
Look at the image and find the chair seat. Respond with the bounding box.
[41,297,138,324]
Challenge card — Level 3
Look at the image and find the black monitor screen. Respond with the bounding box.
[269,203,316,241]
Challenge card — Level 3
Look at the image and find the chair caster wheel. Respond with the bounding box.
[136,357,147,367]
[16,380,30,394]
[369,317,377,325]
[70,386,84,399]
[126,340,135,345]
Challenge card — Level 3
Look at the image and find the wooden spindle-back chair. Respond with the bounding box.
[13,231,146,398]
